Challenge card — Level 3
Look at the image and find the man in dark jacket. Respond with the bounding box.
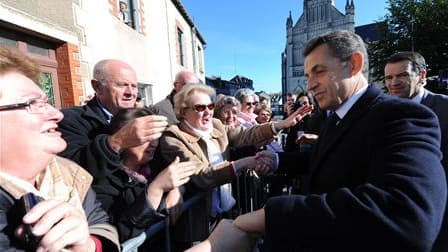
[151,70,202,125]
[58,59,168,178]
[233,30,447,252]
[384,51,448,252]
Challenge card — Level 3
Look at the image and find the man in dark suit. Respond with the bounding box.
[384,51,448,169]
[233,30,447,252]
[384,51,448,252]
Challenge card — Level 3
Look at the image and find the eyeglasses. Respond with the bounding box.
[245,102,258,106]
[0,97,51,114]
[190,103,215,112]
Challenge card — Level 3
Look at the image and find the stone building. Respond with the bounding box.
[206,75,254,96]
[0,0,205,107]
[282,0,355,95]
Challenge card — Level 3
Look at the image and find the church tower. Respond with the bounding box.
[281,0,355,95]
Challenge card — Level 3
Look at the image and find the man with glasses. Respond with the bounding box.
[58,59,168,180]
[151,70,202,125]
[0,46,119,251]
[384,51,448,251]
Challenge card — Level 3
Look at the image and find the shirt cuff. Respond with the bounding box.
[229,161,237,177]
[90,235,102,252]
[270,122,281,135]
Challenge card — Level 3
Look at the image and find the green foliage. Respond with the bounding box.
[368,0,448,82]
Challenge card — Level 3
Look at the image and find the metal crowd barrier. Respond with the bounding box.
[121,173,289,252]
[121,192,207,252]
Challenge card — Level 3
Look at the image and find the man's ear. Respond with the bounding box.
[350,51,364,76]
[418,69,427,85]
[91,79,102,93]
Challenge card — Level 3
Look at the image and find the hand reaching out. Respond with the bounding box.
[254,150,277,174]
[152,156,198,192]
[233,151,277,175]
[147,157,197,211]
[275,104,314,130]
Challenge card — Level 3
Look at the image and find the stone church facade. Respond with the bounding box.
[282,0,355,94]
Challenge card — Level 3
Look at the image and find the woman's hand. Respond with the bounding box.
[152,156,198,192]
[147,157,197,210]
[275,104,314,130]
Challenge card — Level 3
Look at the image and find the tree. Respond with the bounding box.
[369,0,448,85]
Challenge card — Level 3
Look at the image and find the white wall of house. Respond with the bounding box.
[74,0,206,103]
[0,0,205,105]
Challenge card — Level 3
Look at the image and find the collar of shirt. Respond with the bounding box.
[411,87,425,104]
[335,85,368,119]
[183,119,213,139]
[95,97,113,123]
[0,170,41,197]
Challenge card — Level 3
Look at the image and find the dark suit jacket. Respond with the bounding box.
[421,89,448,252]
[421,89,448,169]
[265,85,447,252]
[150,90,179,125]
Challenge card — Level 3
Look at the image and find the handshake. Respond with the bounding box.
[233,150,278,175]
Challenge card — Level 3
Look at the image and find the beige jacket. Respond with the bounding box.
[160,118,275,189]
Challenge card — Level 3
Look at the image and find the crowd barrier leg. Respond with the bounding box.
[164,217,171,252]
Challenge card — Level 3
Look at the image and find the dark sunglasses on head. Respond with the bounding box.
[192,103,215,112]
[245,102,258,106]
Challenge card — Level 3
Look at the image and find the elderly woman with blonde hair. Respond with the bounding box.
[158,83,312,249]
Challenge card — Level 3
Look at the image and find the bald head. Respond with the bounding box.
[173,70,202,93]
[91,59,138,114]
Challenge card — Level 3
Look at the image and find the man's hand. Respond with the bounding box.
[109,115,168,153]
[20,200,95,252]
[296,133,319,144]
[254,150,277,174]
[233,151,276,175]
[233,208,266,234]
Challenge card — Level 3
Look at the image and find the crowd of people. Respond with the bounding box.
[1,29,447,252]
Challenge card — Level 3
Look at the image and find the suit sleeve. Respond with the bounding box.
[265,103,447,251]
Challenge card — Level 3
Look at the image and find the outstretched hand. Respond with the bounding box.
[254,150,277,175]
[153,156,198,192]
[275,104,313,131]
